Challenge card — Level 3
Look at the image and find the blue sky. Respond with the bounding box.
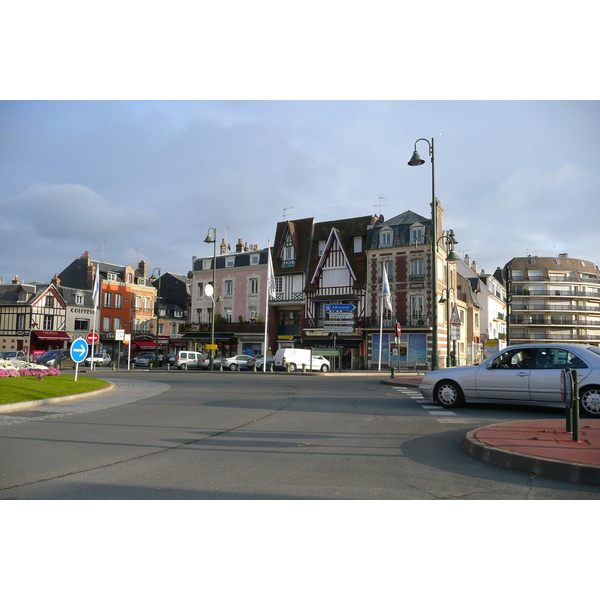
[1,4,598,285]
[1,100,598,284]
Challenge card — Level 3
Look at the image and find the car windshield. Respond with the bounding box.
[40,351,60,358]
[585,346,600,357]
[0,351,17,358]
[93,353,103,358]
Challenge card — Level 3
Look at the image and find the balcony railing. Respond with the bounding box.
[509,315,600,326]
[513,288,600,299]
[510,304,600,313]
[510,332,600,341]
[273,292,305,302]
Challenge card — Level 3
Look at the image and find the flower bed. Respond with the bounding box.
[0,359,61,378]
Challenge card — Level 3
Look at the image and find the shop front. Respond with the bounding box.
[369,331,428,369]
[30,330,71,358]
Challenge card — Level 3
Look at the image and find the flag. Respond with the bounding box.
[267,246,276,299]
[382,265,393,313]
[92,264,101,309]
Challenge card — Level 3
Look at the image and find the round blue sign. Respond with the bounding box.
[70,338,89,363]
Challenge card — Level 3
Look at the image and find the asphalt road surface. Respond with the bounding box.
[1,371,599,499]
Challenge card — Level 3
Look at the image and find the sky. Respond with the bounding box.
[1,99,599,284]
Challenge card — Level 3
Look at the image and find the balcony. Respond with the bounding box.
[510,304,600,313]
[273,292,305,302]
[510,332,600,342]
[363,316,431,328]
[509,315,600,327]
[513,287,600,299]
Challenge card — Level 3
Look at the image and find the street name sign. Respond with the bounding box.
[324,304,353,312]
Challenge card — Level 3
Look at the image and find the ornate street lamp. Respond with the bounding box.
[204,227,217,370]
[150,267,161,368]
[409,137,439,369]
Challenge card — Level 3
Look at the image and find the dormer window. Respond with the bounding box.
[138,277,146,286]
[282,233,296,267]
[250,254,260,265]
[379,229,392,248]
[75,293,84,305]
[226,257,235,268]
[107,272,118,281]
[410,225,425,245]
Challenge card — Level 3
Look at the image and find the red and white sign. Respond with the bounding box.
[396,323,402,337]
[86,332,99,344]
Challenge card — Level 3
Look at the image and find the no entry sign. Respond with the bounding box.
[86,332,99,344]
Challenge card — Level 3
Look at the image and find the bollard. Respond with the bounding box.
[219,362,223,371]
[269,363,273,372]
[302,363,306,373]
[391,367,396,379]
[572,370,580,442]
[253,363,257,372]
[167,364,170,371]
[184,363,188,371]
[286,363,290,373]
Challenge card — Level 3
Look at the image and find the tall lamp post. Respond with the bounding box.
[408,137,439,370]
[204,227,217,371]
[150,267,161,368]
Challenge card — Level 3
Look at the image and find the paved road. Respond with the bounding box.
[1,371,599,499]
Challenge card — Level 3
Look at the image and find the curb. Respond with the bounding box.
[0,383,116,414]
[463,426,600,486]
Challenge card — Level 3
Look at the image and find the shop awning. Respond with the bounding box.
[132,340,158,350]
[31,331,71,341]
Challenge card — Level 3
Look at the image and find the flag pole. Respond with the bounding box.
[263,240,272,372]
[91,262,100,370]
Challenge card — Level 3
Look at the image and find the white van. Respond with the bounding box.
[174,350,206,369]
[274,348,330,372]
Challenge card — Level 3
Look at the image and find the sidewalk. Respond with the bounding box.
[382,373,600,485]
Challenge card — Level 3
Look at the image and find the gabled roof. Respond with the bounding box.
[272,217,315,274]
[310,228,357,284]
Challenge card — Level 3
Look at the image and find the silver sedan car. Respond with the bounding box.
[419,343,600,417]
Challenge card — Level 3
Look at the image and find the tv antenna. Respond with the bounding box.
[225,226,235,252]
[375,196,389,214]
[97,240,110,261]
[135,248,146,263]
[283,206,295,220]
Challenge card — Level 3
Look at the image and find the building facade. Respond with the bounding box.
[505,254,600,346]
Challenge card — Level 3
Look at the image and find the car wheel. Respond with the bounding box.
[229,363,237,371]
[287,363,296,372]
[320,364,329,372]
[434,380,465,408]
[580,386,600,418]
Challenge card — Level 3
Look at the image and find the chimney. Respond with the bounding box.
[244,242,249,252]
[236,238,244,253]
[464,254,470,267]
[12,275,20,284]
[471,261,477,273]
[51,273,61,286]
[82,250,90,257]
[138,260,147,277]
[220,239,227,255]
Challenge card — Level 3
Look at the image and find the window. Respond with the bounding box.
[353,236,363,253]
[203,259,211,270]
[226,257,235,267]
[108,272,118,281]
[133,319,140,332]
[104,292,112,308]
[275,276,283,294]
[74,319,89,331]
[174,310,182,318]
[127,273,133,283]
[43,315,53,329]
[292,274,303,293]
[379,230,392,248]
[225,280,233,297]
[197,282,204,296]
[102,316,111,332]
[138,278,146,286]
[135,296,142,310]
[115,294,122,309]
[144,297,151,310]
[75,294,84,305]
[250,278,258,295]
[383,262,393,282]
[158,323,164,335]
[322,267,350,287]
[250,254,260,265]
[410,296,425,318]
[249,307,258,320]
[16,314,26,330]
[410,226,425,245]
[411,259,424,278]
[45,295,54,308]
[318,240,326,256]
[113,317,121,330]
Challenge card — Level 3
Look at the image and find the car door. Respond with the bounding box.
[475,348,534,401]
[529,347,590,402]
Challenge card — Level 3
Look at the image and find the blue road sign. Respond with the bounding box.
[70,338,89,363]
[324,304,354,312]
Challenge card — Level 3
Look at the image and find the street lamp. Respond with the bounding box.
[408,137,440,370]
[204,227,217,370]
[150,267,161,368]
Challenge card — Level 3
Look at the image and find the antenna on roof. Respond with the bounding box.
[225,226,235,251]
[97,240,110,261]
[135,248,146,262]
[283,206,295,220]
[375,196,389,214]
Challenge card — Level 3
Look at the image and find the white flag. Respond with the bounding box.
[382,265,393,313]
[92,264,101,309]
[267,247,276,299]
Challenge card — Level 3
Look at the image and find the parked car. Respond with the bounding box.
[85,352,112,367]
[249,355,276,371]
[419,343,600,418]
[220,355,254,371]
[35,349,77,370]
[174,350,206,369]
[164,353,176,365]
[133,352,159,368]
[198,355,224,369]
[274,348,330,372]
[0,350,27,362]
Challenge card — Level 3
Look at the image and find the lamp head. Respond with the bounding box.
[447,250,460,264]
[204,233,215,244]
[408,150,426,166]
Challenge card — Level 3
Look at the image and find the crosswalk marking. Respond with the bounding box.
[390,386,457,418]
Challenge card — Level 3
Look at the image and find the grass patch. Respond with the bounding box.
[0,375,111,405]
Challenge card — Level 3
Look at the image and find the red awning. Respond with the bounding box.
[132,340,158,350]
[31,331,71,341]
